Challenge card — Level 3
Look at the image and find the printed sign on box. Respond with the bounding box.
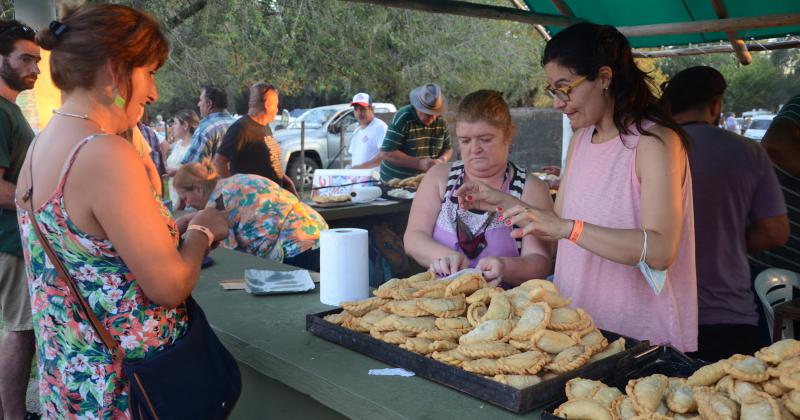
[311,169,378,197]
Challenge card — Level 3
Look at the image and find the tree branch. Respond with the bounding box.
[165,0,207,28]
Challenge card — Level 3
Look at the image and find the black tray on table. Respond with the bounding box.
[379,183,416,201]
[541,345,707,419]
[306,308,650,413]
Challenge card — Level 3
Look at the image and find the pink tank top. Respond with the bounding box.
[555,123,697,352]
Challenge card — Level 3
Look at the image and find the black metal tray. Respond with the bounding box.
[541,345,707,419]
[306,308,650,413]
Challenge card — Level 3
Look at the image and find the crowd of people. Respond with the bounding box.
[0,3,797,419]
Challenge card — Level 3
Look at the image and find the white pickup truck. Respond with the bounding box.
[273,103,396,188]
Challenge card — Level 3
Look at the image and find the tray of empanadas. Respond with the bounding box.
[544,339,800,419]
[305,271,650,413]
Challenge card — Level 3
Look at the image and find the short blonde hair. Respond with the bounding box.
[173,160,219,194]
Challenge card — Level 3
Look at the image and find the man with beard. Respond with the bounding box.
[0,20,40,420]
[661,66,788,361]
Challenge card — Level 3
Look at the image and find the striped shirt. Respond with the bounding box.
[379,104,450,182]
[181,111,237,164]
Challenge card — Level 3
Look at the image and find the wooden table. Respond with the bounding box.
[194,248,534,419]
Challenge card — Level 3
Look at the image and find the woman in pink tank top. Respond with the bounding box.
[458,24,697,352]
[405,90,553,286]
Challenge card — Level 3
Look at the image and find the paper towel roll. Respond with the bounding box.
[349,186,382,203]
[320,228,369,306]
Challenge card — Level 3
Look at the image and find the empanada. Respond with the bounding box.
[466,302,488,327]
[780,369,800,390]
[341,296,389,317]
[626,374,669,414]
[549,307,591,331]
[493,374,542,389]
[592,386,623,409]
[553,399,614,420]
[756,339,800,365]
[763,377,791,397]
[580,329,609,355]
[393,316,437,333]
[589,337,626,363]
[768,356,800,378]
[430,340,457,352]
[466,287,503,304]
[400,337,434,354]
[517,279,559,294]
[506,302,551,341]
[431,348,472,367]
[344,316,371,332]
[483,294,513,320]
[444,272,486,297]
[380,330,416,344]
[382,299,430,317]
[719,376,765,404]
[356,308,391,331]
[416,294,466,318]
[686,358,730,386]
[458,341,519,359]
[666,378,696,413]
[389,287,419,301]
[435,317,471,330]
[509,339,536,351]
[417,328,468,341]
[369,329,384,340]
[531,329,578,354]
[547,345,590,373]
[323,311,351,325]
[612,396,638,420]
[374,278,409,298]
[740,391,781,420]
[405,271,435,284]
[784,389,800,417]
[459,319,514,344]
[462,358,504,376]
[565,378,605,400]
[412,282,448,298]
[505,290,534,316]
[725,354,770,383]
[370,313,400,332]
[693,387,739,420]
[496,351,549,375]
[529,287,572,308]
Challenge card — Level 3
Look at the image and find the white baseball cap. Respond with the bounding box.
[351,92,372,108]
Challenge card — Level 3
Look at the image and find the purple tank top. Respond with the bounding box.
[432,161,526,267]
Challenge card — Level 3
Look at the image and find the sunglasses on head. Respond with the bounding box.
[0,25,34,40]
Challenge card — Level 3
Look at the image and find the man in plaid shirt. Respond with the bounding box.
[181,85,237,164]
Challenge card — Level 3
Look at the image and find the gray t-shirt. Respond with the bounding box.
[687,123,786,326]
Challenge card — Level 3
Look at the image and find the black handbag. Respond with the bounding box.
[23,144,241,419]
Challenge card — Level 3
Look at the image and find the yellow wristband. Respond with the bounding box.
[186,224,214,248]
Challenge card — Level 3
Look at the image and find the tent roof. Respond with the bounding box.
[523,0,800,48]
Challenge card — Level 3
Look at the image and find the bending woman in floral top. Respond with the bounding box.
[15,5,229,418]
[174,161,328,270]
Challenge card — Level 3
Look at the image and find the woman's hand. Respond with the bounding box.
[453,180,510,212]
[188,208,230,242]
[476,256,504,286]
[429,253,470,277]
[502,205,572,242]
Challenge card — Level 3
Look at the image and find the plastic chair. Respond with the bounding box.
[754,268,800,341]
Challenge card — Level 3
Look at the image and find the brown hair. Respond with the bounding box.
[36,4,168,107]
[174,109,200,135]
[248,81,277,111]
[174,160,219,194]
[454,90,516,140]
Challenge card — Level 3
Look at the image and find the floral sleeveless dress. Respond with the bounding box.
[16,136,189,419]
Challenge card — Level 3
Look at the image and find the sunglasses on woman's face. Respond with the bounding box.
[455,213,488,260]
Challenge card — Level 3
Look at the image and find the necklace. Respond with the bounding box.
[52,109,106,132]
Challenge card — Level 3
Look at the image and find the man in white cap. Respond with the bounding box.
[379,83,452,183]
[348,92,387,169]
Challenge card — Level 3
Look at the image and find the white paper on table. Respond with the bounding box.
[244,269,315,295]
[368,368,415,377]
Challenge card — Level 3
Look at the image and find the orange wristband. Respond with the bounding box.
[568,220,584,243]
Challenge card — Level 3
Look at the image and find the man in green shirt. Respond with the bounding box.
[379,83,452,183]
[0,19,39,420]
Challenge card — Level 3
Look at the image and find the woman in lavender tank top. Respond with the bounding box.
[456,24,698,352]
[404,90,553,287]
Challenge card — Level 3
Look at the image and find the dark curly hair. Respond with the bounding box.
[0,20,36,56]
[542,23,689,149]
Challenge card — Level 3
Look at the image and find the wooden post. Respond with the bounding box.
[633,38,800,58]
[549,0,575,17]
[710,0,752,65]
[339,129,345,169]
[508,0,550,40]
[618,13,800,37]
[340,0,579,27]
